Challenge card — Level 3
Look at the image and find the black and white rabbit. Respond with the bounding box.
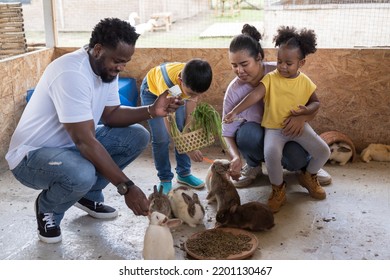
[168,186,205,227]
[328,142,353,165]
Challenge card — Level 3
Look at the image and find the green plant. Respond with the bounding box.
[190,102,227,151]
[167,113,181,138]
[190,103,220,136]
[166,102,227,152]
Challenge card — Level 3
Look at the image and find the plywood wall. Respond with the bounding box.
[0,48,55,172]
[298,49,390,152]
[1,47,389,172]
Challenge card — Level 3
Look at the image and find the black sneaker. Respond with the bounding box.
[74,197,118,219]
[35,194,62,243]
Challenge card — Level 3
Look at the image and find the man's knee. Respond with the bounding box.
[130,124,150,149]
[66,160,97,192]
[103,124,150,149]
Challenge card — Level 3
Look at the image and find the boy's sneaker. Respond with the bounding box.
[297,171,327,200]
[233,164,263,188]
[177,174,205,189]
[158,181,172,195]
[267,182,287,213]
[317,168,332,186]
[74,197,118,219]
[35,194,62,244]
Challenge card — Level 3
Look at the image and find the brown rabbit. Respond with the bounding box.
[206,159,241,211]
[148,185,172,218]
[216,202,275,232]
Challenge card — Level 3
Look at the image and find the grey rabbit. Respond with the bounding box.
[206,159,241,212]
[148,185,172,218]
[216,202,275,232]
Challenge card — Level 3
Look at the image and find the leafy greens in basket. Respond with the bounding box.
[167,102,227,152]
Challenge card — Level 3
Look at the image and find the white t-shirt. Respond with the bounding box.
[6,47,120,170]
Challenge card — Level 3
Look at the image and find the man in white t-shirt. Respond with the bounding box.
[5,18,183,244]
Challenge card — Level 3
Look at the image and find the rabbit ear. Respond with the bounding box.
[158,185,163,195]
[192,193,200,203]
[166,218,182,228]
[153,185,158,193]
[230,204,238,213]
[181,192,192,205]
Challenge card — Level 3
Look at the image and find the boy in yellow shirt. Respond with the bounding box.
[140,59,212,193]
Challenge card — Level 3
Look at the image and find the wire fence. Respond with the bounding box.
[2,0,390,53]
[262,0,390,48]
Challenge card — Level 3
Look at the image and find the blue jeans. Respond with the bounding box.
[11,124,150,225]
[235,122,310,171]
[140,77,191,181]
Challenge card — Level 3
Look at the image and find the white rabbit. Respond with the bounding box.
[360,143,390,162]
[168,186,205,227]
[328,142,353,165]
[142,211,182,260]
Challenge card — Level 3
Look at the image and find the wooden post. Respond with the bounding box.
[42,0,58,47]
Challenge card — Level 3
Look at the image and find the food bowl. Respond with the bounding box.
[184,227,259,260]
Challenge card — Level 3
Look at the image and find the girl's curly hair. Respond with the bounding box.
[273,26,317,58]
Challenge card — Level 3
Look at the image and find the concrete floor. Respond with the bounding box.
[0,145,389,260]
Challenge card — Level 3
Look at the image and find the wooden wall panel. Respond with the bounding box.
[0,48,54,172]
[303,49,390,152]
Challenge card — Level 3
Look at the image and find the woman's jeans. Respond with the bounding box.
[235,122,310,171]
[11,124,150,225]
[140,77,191,182]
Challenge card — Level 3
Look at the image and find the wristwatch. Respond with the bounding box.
[116,180,134,195]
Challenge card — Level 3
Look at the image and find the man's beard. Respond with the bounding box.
[101,73,117,83]
[95,57,117,83]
